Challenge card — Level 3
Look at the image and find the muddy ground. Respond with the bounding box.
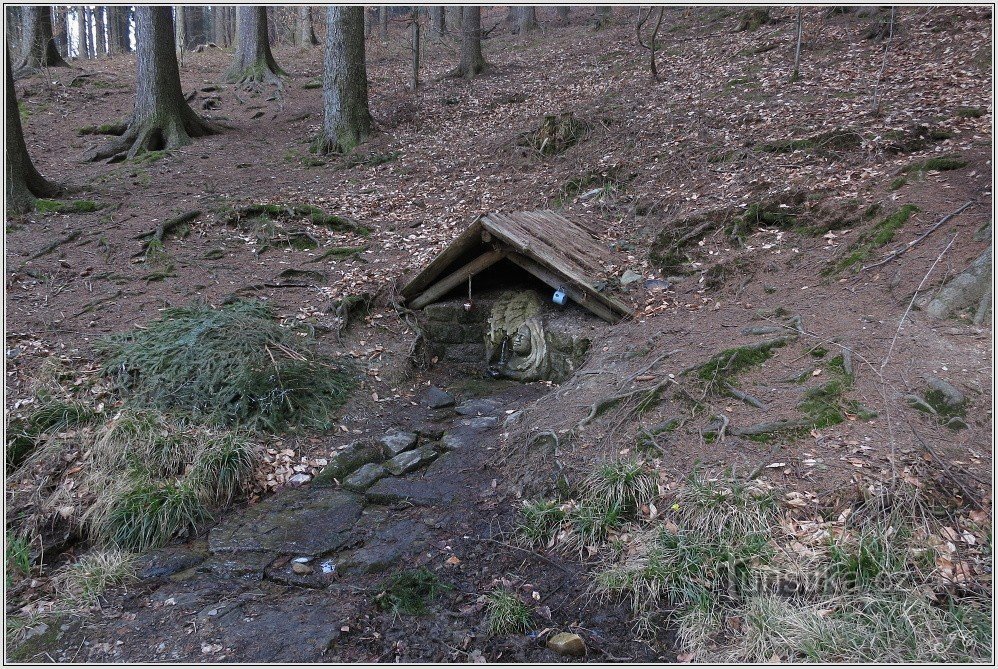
[5,6,994,663]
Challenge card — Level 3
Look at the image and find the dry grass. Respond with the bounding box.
[52,549,137,609]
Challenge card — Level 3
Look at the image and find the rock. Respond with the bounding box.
[441,417,497,451]
[924,376,966,411]
[313,440,382,486]
[425,386,455,409]
[620,269,642,286]
[343,463,386,491]
[945,416,969,430]
[923,247,992,320]
[384,447,438,476]
[287,473,311,487]
[455,398,503,417]
[378,431,418,456]
[415,423,446,440]
[335,518,432,576]
[503,410,524,428]
[208,488,364,557]
[291,562,313,575]
[547,632,586,657]
[644,278,670,292]
[138,541,209,579]
[578,187,604,202]
[366,454,461,506]
[905,394,937,415]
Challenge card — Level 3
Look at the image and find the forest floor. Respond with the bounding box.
[5,6,994,663]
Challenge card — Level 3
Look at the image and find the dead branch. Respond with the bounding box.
[860,201,974,272]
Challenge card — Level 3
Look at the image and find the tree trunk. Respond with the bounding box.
[557,7,570,23]
[6,7,24,57]
[379,6,389,43]
[445,6,462,34]
[315,6,371,154]
[94,6,107,58]
[174,5,185,63]
[428,7,444,38]
[226,6,283,84]
[113,6,133,53]
[518,7,538,33]
[75,6,85,58]
[14,5,70,76]
[449,6,486,78]
[411,8,420,90]
[296,6,318,46]
[185,6,208,49]
[52,6,68,58]
[85,6,218,161]
[211,5,230,46]
[595,6,612,28]
[6,46,60,214]
[84,6,95,58]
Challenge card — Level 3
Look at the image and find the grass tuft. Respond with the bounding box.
[5,534,32,587]
[90,477,212,552]
[97,300,354,431]
[376,568,452,616]
[484,587,534,636]
[53,549,136,608]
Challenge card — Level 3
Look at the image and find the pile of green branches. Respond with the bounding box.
[98,299,354,431]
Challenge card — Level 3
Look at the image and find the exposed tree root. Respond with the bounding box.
[30,229,81,260]
[724,382,767,409]
[133,210,201,257]
[84,111,220,162]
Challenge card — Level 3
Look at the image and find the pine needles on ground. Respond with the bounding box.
[97,299,355,431]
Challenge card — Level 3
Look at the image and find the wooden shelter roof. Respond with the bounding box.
[401,211,633,323]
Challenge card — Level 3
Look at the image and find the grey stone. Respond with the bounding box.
[924,376,966,410]
[378,430,418,456]
[644,278,670,292]
[440,416,497,451]
[138,541,209,579]
[924,247,992,320]
[415,423,446,440]
[905,394,937,415]
[287,473,311,487]
[208,488,363,557]
[198,551,276,580]
[343,463,386,491]
[455,398,502,416]
[384,447,438,476]
[425,386,455,409]
[313,441,382,486]
[547,632,586,657]
[291,562,313,575]
[335,519,432,576]
[620,269,642,286]
[945,416,969,430]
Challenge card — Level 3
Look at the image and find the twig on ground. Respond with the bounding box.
[724,382,767,409]
[30,230,82,260]
[860,201,974,273]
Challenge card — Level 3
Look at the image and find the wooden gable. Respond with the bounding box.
[401,211,633,323]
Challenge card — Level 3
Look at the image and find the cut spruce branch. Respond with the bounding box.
[860,201,974,272]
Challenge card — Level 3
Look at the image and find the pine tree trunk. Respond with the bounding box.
[85,6,95,58]
[428,7,444,37]
[85,6,218,161]
[557,7,570,22]
[595,6,612,28]
[116,6,133,52]
[518,7,538,33]
[6,46,60,214]
[449,6,486,77]
[74,7,85,58]
[6,7,24,56]
[226,6,283,84]
[445,6,462,34]
[94,6,107,58]
[315,6,371,154]
[297,6,318,46]
[14,5,69,76]
[379,6,389,43]
[52,7,68,58]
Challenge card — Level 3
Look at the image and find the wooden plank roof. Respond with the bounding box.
[401,211,633,323]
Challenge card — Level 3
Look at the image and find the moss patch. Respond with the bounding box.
[904,155,968,174]
[692,338,790,392]
[756,128,862,156]
[35,199,102,215]
[828,204,919,273]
